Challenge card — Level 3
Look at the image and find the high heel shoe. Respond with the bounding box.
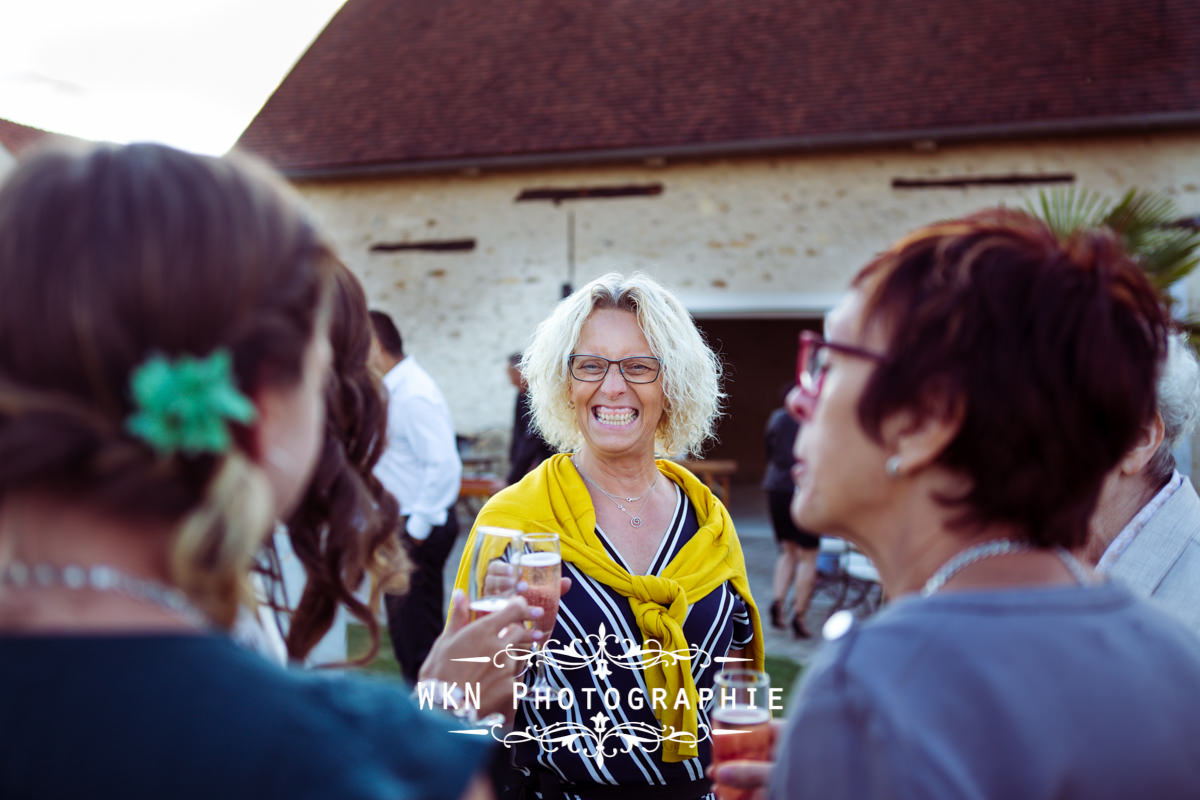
[769,601,785,629]
[791,616,813,639]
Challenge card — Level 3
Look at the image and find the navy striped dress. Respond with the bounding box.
[504,482,754,799]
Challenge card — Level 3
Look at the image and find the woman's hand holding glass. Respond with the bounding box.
[418,589,542,725]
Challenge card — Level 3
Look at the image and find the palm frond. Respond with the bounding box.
[1029,186,1200,313]
[1027,187,1111,240]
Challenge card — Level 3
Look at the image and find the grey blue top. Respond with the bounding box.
[0,632,487,799]
[771,581,1200,799]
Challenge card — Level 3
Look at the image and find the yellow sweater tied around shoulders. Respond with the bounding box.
[452,453,764,762]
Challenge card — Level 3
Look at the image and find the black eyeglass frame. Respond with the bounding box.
[795,331,888,398]
[567,353,663,384]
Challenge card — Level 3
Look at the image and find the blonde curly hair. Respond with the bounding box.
[521,272,723,457]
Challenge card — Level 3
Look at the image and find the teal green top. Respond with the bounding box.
[0,632,488,798]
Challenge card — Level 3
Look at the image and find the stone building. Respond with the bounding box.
[237,0,1200,482]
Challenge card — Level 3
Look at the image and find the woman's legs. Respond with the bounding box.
[790,545,819,637]
[771,542,800,628]
[767,489,801,628]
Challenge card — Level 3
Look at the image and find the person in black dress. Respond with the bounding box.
[763,399,820,638]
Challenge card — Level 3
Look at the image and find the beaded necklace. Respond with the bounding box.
[0,562,209,627]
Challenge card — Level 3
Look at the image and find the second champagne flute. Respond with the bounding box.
[520,532,561,689]
[469,526,523,621]
[519,532,562,636]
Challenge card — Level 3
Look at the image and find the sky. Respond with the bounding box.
[0,0,347,155]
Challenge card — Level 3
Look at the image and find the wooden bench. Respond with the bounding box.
[457,474,506,518]
[676,458,738,504]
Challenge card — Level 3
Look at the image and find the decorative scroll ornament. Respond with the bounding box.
[497,716,706,770]
[496,623,710,675]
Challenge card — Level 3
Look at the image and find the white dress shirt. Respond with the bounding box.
[373,356,462,540]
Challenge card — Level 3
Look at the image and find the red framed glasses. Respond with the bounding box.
[795,330,889,400]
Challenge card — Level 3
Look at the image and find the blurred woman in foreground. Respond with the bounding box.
[759,211,1200,797]
[0,142,532,798]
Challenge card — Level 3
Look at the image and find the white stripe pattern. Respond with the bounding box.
[504,483,754,796]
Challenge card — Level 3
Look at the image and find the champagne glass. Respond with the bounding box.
[519,532,561,688]
[711,669,772,800]
[468,526,522,621]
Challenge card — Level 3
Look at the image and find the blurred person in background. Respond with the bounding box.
[455,272,763,800]
[1085,332,1200,636]
[718,210,1200,798]
[369,310,463,683]
[762,390,819,638]
[0,142,533,798]
[505,351,555,485]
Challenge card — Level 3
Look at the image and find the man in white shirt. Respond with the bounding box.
[1087,333,1200,637]
[369,310,463,682]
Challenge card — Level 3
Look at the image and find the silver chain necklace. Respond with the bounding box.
[920,540,1094,597]
[573,460,658,528]
[921,540,1034,597]
[0,562,209,627]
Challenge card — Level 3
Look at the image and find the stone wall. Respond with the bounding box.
[291,131,1200,473]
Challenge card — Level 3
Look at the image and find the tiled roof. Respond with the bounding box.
[237,0,1200,176]
[0,118,59,156]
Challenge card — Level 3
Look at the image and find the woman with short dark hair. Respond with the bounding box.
[763,210,1200,797]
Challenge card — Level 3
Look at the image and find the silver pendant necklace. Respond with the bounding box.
[0,562,209,627]
[573,460,658,528]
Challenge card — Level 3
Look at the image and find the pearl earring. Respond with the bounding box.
[885,455,902,478]
[266,445,297,471]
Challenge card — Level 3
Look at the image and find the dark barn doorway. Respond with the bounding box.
[693,317,822,486]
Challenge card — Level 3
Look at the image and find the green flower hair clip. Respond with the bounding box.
[126,349,257,456]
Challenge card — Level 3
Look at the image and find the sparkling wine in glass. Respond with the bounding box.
[520,532,561,689]
[469,526,522,622]
[711,669,772,800]
[519,533,561,636]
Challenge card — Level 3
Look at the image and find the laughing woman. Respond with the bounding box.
[454,273,763,800]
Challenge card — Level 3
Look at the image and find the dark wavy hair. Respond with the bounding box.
[280,264,409,663]
[852,209,1167,549]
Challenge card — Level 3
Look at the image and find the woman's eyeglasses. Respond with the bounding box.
[568,354,662,384]
[795,331,888,400]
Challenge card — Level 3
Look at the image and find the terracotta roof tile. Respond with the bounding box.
[237,0,1200,174]
[0,118,59,156]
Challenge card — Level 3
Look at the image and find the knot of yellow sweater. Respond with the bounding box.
[628,574,700,759]
[630,575,688,634]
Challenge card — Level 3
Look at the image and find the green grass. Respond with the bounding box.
[346,623,403,679]
[763,653,804,709]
